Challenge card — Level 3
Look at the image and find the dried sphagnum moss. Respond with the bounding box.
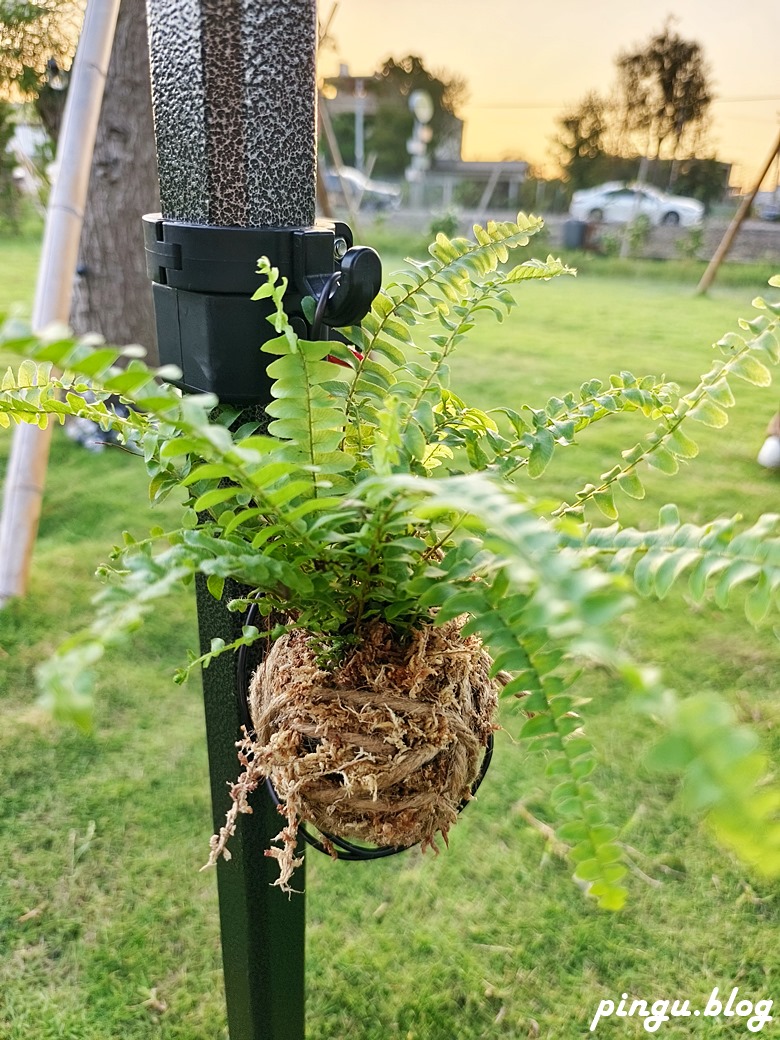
[206,617,499,891]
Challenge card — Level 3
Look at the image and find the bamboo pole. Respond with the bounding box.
[319,98,361,231]
[696,129,780,296]
[0,0,121,607]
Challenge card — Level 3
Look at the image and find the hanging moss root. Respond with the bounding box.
[205,617,499,892]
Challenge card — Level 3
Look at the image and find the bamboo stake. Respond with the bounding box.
[0,0,121,607]
[319,98,361,232]
[696,129,780,296]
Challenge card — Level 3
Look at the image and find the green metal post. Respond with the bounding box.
[197,576,305,1039]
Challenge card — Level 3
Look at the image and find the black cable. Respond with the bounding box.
[310,270,341,340]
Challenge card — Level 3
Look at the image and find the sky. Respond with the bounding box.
[319,0,780,190]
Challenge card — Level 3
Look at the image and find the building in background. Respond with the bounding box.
[322,64,528,212]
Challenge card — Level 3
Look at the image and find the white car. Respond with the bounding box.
[569,182,704,227]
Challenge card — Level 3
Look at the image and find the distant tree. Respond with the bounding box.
[0,98,19,230]
[664,157,730,210]
[0,1,82,140]
[328,111,355,166]
[554,22,714,193]
[555,91,613,192]
[367,96,415,177]
[325,54,466,178]
[0,0,157,350]
[616,21,712,165]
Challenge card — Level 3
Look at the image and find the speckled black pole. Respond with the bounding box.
[144,2,314,1037]
[146,0,316,228]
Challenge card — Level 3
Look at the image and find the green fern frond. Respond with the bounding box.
[575,506,780,626]
[560,304,780,518]
[341,216,564,421]
[382,471,632,650]
[262,336,353,492]
[481,373,679,483]
[3,247,779,905]
[416,553,628,910]
[644,687,780,878]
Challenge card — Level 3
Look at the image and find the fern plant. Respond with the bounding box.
[2,214,780,907]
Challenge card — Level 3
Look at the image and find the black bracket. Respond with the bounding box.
[142,215,382,405]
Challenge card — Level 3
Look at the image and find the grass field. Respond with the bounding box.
[1,228,779,1039]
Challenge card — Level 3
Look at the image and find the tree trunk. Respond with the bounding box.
[70,0,159,360]
[34,82,68,143]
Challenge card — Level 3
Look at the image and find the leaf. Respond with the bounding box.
[586,881,627,911]
[159,437,204,459]
[593,488,618,519]
[688,553,730,602]
[15,359,39,387]
[668,427,699,459]
[557,821,589,842]
[645,734,695,772]
[617,468,645,499]
[207,574,225,601]
[730,353,772,386]
[193,487,238,512]
[646,445,679,475]
[66,348,118,379]
[520,713,558,738]
[647,690,780,878]
[745,572,772,626]
[528,427,555,478]
[687,396,729,427]
[573,857,607,882]
[714,559,760,607]
[653,549,700,599]
[749,328,780,363]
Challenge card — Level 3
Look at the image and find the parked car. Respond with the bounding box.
[323,167,402,212]
[569,182,704,227]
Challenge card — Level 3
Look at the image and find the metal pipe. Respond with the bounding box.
[146,0,317,228]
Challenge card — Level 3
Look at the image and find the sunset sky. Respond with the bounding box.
[319,0,780,190]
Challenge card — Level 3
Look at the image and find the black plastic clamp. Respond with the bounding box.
[142,215,381,405]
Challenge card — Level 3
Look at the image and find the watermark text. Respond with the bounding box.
[590,987,773,1033]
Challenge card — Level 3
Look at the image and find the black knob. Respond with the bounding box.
[324,246,382,327]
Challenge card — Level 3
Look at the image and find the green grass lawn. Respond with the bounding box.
[0,231,41,312]
[1,231,779,1038]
